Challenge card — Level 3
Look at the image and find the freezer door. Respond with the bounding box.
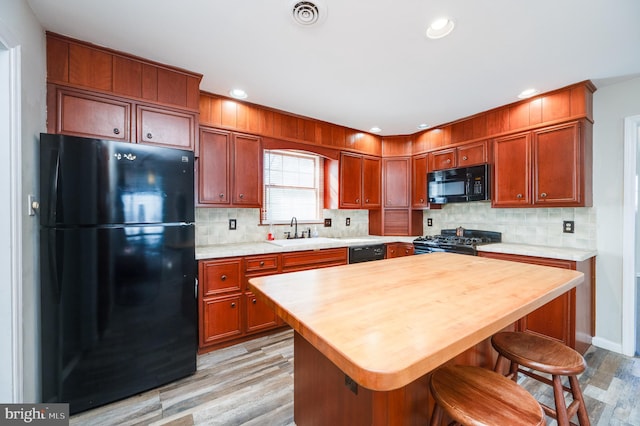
[40,224,196,414]
[40,133,194,226]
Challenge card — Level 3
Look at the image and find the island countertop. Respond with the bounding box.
[248,252,584,391]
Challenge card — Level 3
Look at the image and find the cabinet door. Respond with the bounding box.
[533,121,582,206]
[55,88,130,141]
[245,292,279,333]
[201,294,242,346]
[383,157,410,208]
[362,156,381,208]
[232,133,262,206]
[457,141,488,166]
[137,105,195,150]
[430,148,456,171]
[493,132,531,207]
[200,258,242,296]
[198,128,230,205]
[339,153,363,208]
[411,154,428,208]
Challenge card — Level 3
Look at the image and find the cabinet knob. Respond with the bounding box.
[113,128,120,135]
[462,156,468,161]
[446,158,451,163]
[146,132,153,139]
[365,198,369,203]
[259,261,265,267]
[355,198,360,203]
[219,193,224,198]
[391,249,396,254]
[516,194,523,199]
[220,274,227,281]
[420,198,424,203]
[540,192,547,198]
[231,302,236,308]
[252,299,257,304]
[239,193,244,199]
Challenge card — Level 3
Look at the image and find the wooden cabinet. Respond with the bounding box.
[136,104,196,150]
[386,243,414,258]
[244,254,281,333]
[198,127,262,207]
[198,258,243,347]
[430,140,488,171]
[477,251,594,354]
[383,157,410,208]
[493,120,591,207]
[48,86,131,141]
[281,248,348,272]
[411,154,428,208]
[339,152,381,209]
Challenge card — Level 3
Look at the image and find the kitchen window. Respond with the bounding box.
[263,150,323,223]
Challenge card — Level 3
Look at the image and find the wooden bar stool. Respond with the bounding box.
[491,332,590,426]
[429,364,546,426]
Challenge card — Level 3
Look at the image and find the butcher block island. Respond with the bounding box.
[249,252,585,425]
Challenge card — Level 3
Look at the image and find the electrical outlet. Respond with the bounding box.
[346,217,350,226]
[324,218,332,227]
[427,218,433,227]
[563,220,574,233]
[229,219,237,230]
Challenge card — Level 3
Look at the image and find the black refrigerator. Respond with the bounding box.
[39,133,197,414]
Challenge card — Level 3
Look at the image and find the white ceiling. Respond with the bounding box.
[26,0,640,135]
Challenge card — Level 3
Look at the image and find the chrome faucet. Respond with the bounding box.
[290,216,298,239]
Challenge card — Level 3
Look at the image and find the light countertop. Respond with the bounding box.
[477,243,597,262]
[248,252,585,391]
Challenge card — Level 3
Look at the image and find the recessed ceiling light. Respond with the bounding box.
[426,17,455,39]
[517,88,539,99]
[229,89,248,99]
[369,126,382,133]
[417,123,430,130]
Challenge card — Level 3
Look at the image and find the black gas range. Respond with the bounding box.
[413,228,502,255]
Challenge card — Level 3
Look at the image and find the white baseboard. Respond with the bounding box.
[591,336,624,354]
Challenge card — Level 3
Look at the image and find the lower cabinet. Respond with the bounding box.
[477,251,594,354]
[198,248,348,353]
[386,242,414,258]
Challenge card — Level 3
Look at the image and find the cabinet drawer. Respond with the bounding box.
[430,148,456,170]
[245,254,280,274]
[200,259,242,296]
[281,248,348,272]
[457,141,487,166]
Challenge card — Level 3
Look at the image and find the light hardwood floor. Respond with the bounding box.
[71,329,640,425]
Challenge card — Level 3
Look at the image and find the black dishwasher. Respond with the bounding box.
[348,244,386,264]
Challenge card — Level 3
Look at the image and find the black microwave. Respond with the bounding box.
[427,164,490,203]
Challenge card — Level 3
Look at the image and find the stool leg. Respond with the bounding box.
[552,374,570,426]
[429,404,443,426]
[569,375,590,426]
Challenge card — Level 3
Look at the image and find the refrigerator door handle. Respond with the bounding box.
[46,149,61,225]
[194,277,198,300]
[48,230,62,303]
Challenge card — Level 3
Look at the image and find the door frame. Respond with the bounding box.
[622,114,640,356]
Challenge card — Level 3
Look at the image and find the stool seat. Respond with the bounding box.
[491,332,590,426]
[429,365,546,426]
[492,331,586,376]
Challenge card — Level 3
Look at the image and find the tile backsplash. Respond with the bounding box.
[195,208,369,246]
[196,203,597,249]
[423,202,596,249]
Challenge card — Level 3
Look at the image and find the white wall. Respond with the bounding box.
[592,76,640,351]
[0,0,46,402]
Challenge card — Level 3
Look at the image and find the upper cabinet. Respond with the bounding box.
[339,152,381,209]
[46,33,201,151]
[430,140,488,171]
[493,120,592,208]
[383,157,410,208]
[199,128,262,207]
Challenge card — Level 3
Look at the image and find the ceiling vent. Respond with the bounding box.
[291,1,326,26]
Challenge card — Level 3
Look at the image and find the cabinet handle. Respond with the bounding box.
[355,198,360,203]
[446,158,451,163]
[113,128,120,135]
[462,156,468,161]
[239,193,244,199]
[259,261,265,267]
[231,302,236,308]
[220,274,227,281]
[365,198,369,203]
[252,299,257,304]
[219,193,224,198]
[540,192,547,198]
[516,194,523,199]
[146,132,153,139]
[420,198,424,203]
